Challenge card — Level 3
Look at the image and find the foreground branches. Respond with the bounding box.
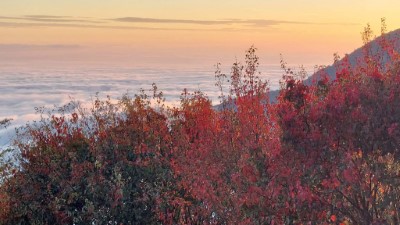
[1,26,400,224]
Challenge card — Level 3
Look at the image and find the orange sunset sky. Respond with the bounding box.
[1,0,399,68]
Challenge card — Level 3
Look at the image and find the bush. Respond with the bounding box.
[1,24,400,224]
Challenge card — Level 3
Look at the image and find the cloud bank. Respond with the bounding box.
[0,15,359,30]
[0,64,298,146]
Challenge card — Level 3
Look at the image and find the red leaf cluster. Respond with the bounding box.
[1,24,400,224]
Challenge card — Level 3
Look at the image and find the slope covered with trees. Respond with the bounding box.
[1,24,400,224]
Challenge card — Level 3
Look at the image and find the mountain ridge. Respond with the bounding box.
[268,28,400,102]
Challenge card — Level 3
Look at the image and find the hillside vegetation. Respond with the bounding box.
[1,23,400,224]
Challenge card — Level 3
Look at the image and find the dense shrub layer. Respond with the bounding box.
[1,26,400,224]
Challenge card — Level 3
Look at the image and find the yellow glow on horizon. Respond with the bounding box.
[1,0,399,66]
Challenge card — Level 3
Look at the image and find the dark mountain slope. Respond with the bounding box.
[269,28,400,102]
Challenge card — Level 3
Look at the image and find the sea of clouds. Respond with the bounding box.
[0,64,308,146]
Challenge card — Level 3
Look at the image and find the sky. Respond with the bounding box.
[1,1,400,145]
[0,0,400,68]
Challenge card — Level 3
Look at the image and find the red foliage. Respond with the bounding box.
[1,24,400,225]
[272,23,400,224]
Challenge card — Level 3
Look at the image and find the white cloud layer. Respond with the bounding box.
[0,64,311,146]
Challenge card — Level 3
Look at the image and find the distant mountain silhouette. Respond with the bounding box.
[269,28,400,102]
[214,28,400,109]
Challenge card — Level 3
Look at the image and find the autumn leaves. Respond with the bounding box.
[1,26,400,224]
